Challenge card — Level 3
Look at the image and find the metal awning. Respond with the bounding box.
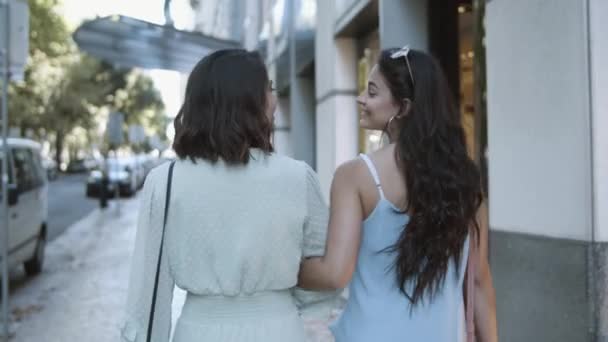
[73,15,241,73]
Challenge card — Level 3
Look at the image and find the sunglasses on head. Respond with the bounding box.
[390,46,415,88]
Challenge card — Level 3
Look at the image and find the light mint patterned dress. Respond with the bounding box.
[121,149,338,342]
[330,154,469,342]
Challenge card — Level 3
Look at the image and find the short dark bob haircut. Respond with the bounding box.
[173,49,274,164]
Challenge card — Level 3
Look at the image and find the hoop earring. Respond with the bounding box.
[385,115,396,132]
[381,113,398,142]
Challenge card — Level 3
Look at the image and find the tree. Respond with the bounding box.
[7,0,73,138]
[28,0,71,58]
[7,0,169,165]
[44,54,104,164]
[112,71,167,149]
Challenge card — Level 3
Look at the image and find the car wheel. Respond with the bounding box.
[125,186,135,197]
[24,231,46,276]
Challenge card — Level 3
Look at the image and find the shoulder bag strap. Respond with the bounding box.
[146,161,176,342]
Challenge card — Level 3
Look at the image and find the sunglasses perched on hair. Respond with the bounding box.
[390,46,415,88]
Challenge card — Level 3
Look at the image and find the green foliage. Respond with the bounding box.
[28,0,71,58]
[113,71,165,128]
[5,0,169,164]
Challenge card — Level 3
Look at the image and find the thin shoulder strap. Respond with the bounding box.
[147,160,176,342]
[359,154,386,199]
[162,161,176,227]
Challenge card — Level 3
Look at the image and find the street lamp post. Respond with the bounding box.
[1,2,28,337]
[0,0,10,338]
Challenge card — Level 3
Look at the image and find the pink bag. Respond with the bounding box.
[466,233,476,342]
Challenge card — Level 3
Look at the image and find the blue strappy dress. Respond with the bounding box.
[330,154,469,342]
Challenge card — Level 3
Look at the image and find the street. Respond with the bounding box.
[47,174,99,241]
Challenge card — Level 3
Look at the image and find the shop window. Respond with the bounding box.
[357,30,382,154]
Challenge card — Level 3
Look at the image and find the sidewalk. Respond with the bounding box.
[4,195,339,341]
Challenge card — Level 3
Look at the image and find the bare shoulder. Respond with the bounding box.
[333,157,367,189]
[337,157,366,177]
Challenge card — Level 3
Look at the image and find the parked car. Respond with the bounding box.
[66,156,98,174]
[66,159,88,173]
[0,138,48,276]
[86,158,138,198]
[42,156,58,181]
[83,157,99,171]
[129,156,147,189]
[137,154,158,184]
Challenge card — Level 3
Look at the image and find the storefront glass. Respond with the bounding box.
[458,3,476,158]
[357,30,382,154]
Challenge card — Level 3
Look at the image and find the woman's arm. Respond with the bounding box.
[298,161,364,290]
[473,202,498,342]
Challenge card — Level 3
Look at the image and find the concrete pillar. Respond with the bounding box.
[315,0,359,198]
[291,76,316,167]
[486,2,591,241]
[590,0,608,243]
[485,0,595,340]
[243,0,261,50]
[274,95,294,157]
[379,0,428,51]
[589,0,608,339]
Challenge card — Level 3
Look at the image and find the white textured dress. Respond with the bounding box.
[121,150,336,342]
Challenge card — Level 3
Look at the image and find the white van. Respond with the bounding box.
[1,138,48,276]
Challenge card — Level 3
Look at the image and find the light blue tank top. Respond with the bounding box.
[330,154,469,342]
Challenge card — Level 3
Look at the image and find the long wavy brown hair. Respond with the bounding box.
[379,48,483,306]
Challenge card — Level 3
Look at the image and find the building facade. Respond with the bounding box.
[484,1,607,340]
[259,0,607,341]
[315,0,608,341]
[187,0,607,340]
